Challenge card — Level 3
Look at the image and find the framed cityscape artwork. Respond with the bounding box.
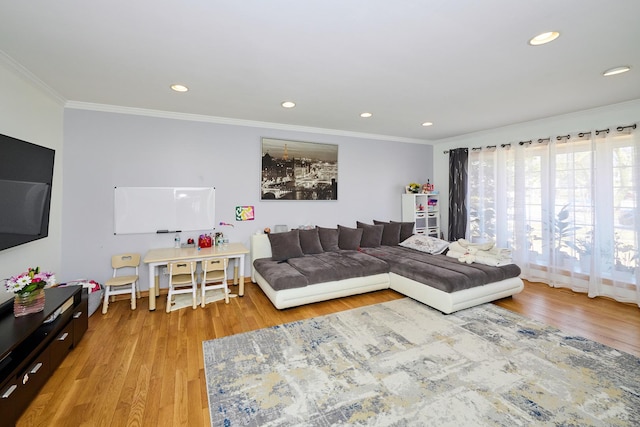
[261,138,338,200]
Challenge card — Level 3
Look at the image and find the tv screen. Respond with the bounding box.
[0,134,55,251]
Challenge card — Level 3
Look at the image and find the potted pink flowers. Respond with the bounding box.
[5,267,56,317]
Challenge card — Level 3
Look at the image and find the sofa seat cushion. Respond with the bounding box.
[254,250,390,290]
[288,250,389,285]
[253,258,309,291]
[361,246,520,293]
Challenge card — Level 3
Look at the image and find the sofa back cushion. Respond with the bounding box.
[338,225,363,250]
[373,220,402,246]
[268,229,304,261]
[356,221,384,247]
[391,220,416,242]
[317,226,340,252]
[298,228,324,254]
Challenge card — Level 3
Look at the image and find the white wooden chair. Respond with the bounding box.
[200,258,229,307]
[166,261,198,313]
[102,253,141,314]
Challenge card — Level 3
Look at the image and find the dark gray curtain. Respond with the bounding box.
[448,148,468,241]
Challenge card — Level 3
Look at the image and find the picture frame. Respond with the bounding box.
[235,205,255,221]
[261,138,338,200]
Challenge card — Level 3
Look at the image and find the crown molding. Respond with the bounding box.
[0,50,66,105]
[64,101,431,145]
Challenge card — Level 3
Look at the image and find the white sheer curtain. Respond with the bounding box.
[468,125,639,306]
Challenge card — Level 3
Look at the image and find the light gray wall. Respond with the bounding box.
[62,109,433,290]
[0,59,64,304]
[432,99,640,236]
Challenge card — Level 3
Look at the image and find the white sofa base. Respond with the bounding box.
[253,270,390,310]
[389,272,524,314]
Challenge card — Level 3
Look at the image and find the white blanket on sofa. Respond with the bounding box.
[447,239,513,266]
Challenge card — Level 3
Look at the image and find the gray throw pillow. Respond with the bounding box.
[317,227,340,252]
[356,221,384,247]
[373,220,402,246]
[298,228,324,254]
[337,225,363,250]
[268,229,304,261]
[391,220,416,242]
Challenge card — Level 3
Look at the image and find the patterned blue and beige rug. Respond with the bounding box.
[203,298,639,426]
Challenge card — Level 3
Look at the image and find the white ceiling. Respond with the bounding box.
[1,1,639,142]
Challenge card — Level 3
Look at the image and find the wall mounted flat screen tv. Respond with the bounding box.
[0,133,55,251]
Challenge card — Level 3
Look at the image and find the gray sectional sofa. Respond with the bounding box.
[250,224,523,314]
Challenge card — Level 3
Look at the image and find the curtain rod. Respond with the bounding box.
[618,124,637,131]
[444,144,502,154]
[442,122,636,154]
[519,137,551,146]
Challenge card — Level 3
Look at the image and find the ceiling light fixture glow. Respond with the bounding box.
[360,112,372,118]
[281,101,296,108]
[422,122,433,127]
[170,84,189,92]
[528,31,560,46]
[603,66,631,77]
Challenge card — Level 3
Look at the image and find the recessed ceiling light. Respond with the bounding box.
[170,84,189,92]
[422,122,433,127]
[528,31,560,46]
[281,101,296,108]
[360,112,373,118]
[603,66,631,77]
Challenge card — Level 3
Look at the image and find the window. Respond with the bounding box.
[467,127,639,305]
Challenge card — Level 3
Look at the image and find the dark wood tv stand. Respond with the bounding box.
[0,287,88,426]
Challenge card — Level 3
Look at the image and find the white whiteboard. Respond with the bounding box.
[114,187,215,234]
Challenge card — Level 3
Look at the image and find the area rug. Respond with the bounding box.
[170,289,236,311]
[203,298,640,426]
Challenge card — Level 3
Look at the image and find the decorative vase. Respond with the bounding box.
[14,288,46,317]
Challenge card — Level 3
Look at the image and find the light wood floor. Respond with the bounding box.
[17,280,640,427]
